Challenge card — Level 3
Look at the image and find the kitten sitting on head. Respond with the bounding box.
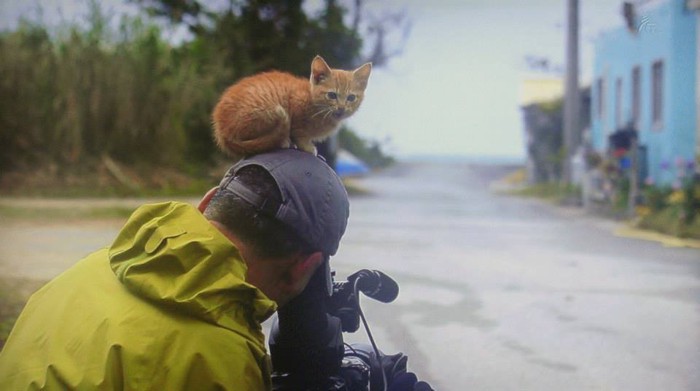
[212,55,372,159]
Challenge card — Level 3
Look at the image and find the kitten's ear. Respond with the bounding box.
[311,55,332,85]
[353,62,372,90]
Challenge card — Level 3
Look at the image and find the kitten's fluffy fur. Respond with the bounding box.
[212,56,371,158]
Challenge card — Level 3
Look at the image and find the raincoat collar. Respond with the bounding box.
[108,202,277,335]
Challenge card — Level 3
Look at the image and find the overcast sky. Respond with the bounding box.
[348,0,622,160]
[0,0,623,160]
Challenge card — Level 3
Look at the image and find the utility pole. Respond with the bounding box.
[563,0,580,185]
[627,136,639,218]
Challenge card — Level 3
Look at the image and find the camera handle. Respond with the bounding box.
[269,269,435,391]
[269,267,345,389]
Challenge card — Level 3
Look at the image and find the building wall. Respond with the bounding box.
[669,1,697,182]
[591,0,697,185]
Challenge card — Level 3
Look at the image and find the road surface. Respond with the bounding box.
[332,162,700,391]
[1,161,699,390]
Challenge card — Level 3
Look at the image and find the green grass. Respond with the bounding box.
[0,205,136,220]
[638,207,700,240]
[0,179,215,199]
[509,182,581,203]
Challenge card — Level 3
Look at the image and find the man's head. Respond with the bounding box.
[199,149,350,305]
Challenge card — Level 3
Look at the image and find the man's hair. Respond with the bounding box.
[203,165,310,259]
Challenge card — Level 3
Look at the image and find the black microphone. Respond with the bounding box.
[348,269,399,303]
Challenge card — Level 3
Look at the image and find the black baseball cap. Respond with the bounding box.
[218,148,350,259]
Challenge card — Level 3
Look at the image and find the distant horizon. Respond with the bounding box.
[396,152,525,165]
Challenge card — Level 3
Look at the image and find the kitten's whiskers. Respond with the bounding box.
[310,106,330,118]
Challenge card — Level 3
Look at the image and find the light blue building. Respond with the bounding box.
[591,0,699,186]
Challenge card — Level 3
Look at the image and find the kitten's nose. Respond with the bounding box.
[334,108,345,117]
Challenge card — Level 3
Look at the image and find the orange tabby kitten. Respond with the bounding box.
[212,56,371,158]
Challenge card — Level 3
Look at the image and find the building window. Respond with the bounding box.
[596,77,605,120]
[631,66,641,130]
[615,77,623,129]
[651,60,664,128]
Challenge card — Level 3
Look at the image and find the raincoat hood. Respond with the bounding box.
[108,202,277,331]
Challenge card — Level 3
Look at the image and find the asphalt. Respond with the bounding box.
[330,161,700,390]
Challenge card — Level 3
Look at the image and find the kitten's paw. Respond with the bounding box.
[296,141,318,155]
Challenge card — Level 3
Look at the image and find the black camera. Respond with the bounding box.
[268,268,434,391]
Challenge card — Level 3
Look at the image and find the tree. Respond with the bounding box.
[130,0,408,169]
[131,0,409,74]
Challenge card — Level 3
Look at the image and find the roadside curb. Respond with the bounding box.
[490,171,700,252]
[613,225,700,250]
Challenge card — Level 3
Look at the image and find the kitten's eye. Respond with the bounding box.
[346,94,356,102]
[326,92,338,100]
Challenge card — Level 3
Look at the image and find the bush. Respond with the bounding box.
[0,5,224,174]
[638,169,700,239]
[0,0,397,195]
[643,185,671,212]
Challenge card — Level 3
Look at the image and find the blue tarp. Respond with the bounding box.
[335,149,369,178]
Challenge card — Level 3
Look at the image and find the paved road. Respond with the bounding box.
[331,162,700,391]
[0,197,199,281]
[1,161,699,390]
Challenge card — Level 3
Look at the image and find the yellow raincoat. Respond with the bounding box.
[0,202,278,390]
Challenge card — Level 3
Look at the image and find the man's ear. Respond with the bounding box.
[198,186,219,213]
[289,252,324,295]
